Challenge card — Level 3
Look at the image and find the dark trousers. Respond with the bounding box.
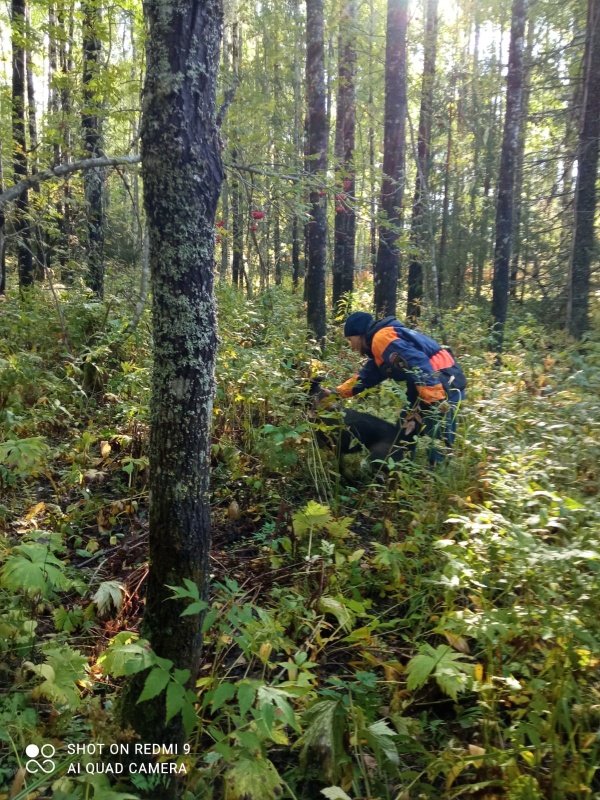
[398,387,465,466]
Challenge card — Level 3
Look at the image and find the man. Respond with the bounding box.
[321,312,467,465]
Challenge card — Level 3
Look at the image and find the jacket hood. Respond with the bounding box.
[365,316,400,347]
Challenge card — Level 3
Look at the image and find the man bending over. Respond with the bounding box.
[320,312,467,465]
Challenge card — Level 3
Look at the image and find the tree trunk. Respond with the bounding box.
[220,179,229,280]
[332,0,357,312]
[26,23,45,281]
[407,0,438,321]
[438,81,454,306]
[292,215,300,289]
[47,3,62,274]
[305,0,328,341]
[82,0,105,297]
[26,24,38,181]
[58,0,73,283]
[567,0,600,339]
[0,139,5,294]
[12,0,34,289]
[509,18,534,299]
[120,0,223,761]
[490,0,527,349]
[291,0,303,291]
[231,163,242,288]
[272,61,282,287]
[374,0,408,318]
[368,0,377,272]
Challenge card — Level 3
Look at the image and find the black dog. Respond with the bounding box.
[309,378,403,466]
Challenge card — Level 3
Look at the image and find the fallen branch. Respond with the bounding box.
[0,155,141,208]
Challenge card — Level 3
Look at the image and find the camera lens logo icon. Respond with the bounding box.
[25,744,56,774]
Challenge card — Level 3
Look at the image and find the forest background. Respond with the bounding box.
[0,0,600,798]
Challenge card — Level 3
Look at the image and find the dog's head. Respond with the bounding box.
[307,376,337,413]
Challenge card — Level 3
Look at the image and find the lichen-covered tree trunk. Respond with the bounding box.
[305,0,328,341]
[407,0,438,321]
[332,0,357,311]
[567,0,600,339]
[12,0,34,289]
[82,0,105,297]
[374,0,408,318]
[121,0,223,756]
[490,0,527,348]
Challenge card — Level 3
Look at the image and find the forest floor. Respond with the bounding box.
[1,281,599,800]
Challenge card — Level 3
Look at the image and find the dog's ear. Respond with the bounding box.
[308,376,325,396]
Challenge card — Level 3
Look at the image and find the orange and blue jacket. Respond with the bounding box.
[337,316,466,405]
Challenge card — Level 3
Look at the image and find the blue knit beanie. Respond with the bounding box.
[344,312,373,337]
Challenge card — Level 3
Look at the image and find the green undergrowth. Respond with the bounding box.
[0,282,599,800]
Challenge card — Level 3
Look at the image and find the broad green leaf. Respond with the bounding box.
[137,667,170,704]
[237,681,257,718]
[406,644,472,700]
[293,501,332,536]
[321,788,352,800]
[166,680,186,723]
[98,641,157,677]
[319,596,356,633]
[211,681,236,712]
[26,644,88,709]
[300,699,346,783]
[182,690,198,736]
[1,543,68,597]
[258,685,299,732]
[180,600,208,617]
[366,719,399,765]
[224,755,283,800]
[93,581,126,617]
[0,436,49,476]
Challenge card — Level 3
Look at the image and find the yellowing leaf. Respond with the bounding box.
[382,661,404,682]
[259,642,273,662]
[319,597,355,633]
[474,663,484,681]
[521,750,536,766]
[442,630,471,654]
[468,744,486,758]
[445,761,465,789]
[100,440,112,458]
[25,502,46,520]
